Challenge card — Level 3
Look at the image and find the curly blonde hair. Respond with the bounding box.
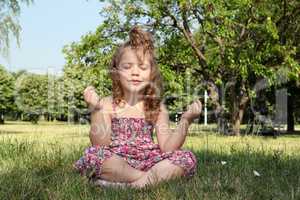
[109,26,163,125]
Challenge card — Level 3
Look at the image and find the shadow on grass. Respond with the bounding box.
[283,131,300,135]
[188,129,300,139]
[0,142,300,200]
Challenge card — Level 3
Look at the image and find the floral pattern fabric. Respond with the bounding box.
[74,108,197,179]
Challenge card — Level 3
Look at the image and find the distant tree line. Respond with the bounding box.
[0,0,299,135]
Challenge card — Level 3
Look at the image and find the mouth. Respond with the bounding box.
[130,80,142,85]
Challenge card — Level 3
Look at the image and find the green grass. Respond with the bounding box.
[1,121,300,199]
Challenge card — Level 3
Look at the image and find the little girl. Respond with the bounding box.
[74,26,202,188]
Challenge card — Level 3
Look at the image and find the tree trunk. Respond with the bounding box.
[0,112,4,124]
[280,5,295,132]
[217,110,227,134]
[287,84,294,132]
[231,94,249,136]
[207,83,228,134]
[232,104,246,136]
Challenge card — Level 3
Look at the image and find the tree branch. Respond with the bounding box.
[161,3,207,67]
[179,3,207,66]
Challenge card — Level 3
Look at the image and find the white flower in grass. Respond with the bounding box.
[253,170,261,177]
[221,161,227,165]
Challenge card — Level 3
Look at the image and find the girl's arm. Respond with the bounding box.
[89,97,112,146]
[154,100,202,152]
[83,86,112,146]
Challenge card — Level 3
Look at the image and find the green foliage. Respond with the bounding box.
[1,0,298,129]
[61,22,191,116]
[14,72,48,123]
[0,0,34,56]
[62,25,116,121]
[0,65,15,120]
[93,0,300,134]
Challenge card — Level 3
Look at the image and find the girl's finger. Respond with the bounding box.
[197,101,201,106]
[83,89,88,95]
[87,93,91,101]
[196,101,201,108]
[85,86,94,94]
[193,104,197,111]
[85,86,92,91]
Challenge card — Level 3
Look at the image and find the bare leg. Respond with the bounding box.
[100,154,146,183]
[130,159,184,188]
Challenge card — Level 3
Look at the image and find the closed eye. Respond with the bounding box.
[119,63,150,70]
[139,64,150,70]
[120,63,131,69]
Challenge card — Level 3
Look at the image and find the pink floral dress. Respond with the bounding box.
[74,102,197,180]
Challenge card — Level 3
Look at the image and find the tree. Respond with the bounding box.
[15,73,48,123]
[62,26,114,123]
[95,0,300,135]
[0,65,15,124]
[0,0,33,56]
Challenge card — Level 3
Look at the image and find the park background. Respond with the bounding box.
[0,0,300,199]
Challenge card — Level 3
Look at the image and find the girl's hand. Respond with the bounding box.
[181,99,202,123]
[83,86,102,110]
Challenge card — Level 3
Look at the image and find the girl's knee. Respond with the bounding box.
[101,154,129,174]
[101,154,146,182]
[131,160,184,188]
[147,160,184,182]
[168,150,197,176]
[74,146,111,172]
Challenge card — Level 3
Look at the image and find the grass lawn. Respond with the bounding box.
[0,121,300,199]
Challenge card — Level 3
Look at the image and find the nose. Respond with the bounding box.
[131,64,140,76]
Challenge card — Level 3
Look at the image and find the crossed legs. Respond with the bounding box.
[99,154,185,188]
[130,159,184,188]
[100,154,145,183]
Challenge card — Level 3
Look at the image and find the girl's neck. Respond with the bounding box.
[123,91,143,106]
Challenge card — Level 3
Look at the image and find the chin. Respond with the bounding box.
[128,87,143,93]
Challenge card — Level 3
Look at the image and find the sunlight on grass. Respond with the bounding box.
[0,121,300,199]
[1,121,300,156]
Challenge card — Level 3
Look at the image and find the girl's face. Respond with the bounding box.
[117,47,151,95]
